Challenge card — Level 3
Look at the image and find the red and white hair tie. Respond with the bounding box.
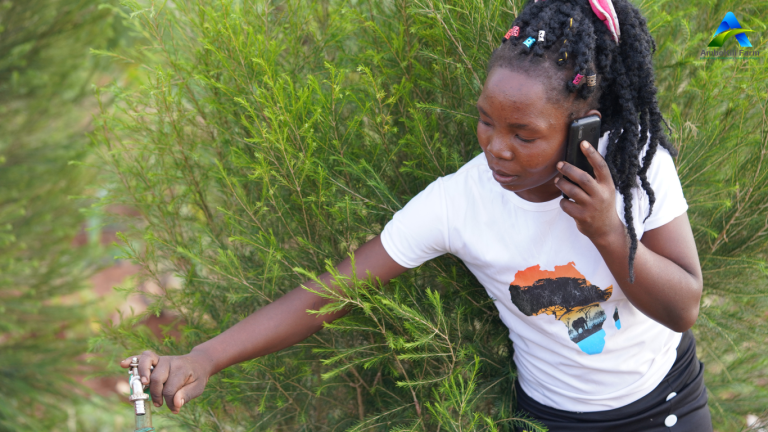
[588,0,620,43]
[534,0,621,44]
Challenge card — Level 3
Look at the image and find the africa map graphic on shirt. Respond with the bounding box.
[508,262,617,355]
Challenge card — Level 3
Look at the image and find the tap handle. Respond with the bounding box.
[128,357,150,415]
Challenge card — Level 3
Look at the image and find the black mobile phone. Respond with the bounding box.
[562,115,601,200]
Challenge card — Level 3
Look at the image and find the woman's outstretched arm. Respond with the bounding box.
[119,235,408,413]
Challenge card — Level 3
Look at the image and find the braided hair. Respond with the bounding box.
[488,0,676,282]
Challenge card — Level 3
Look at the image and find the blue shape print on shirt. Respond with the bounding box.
[577,329,606,355]
[613,307,621,330]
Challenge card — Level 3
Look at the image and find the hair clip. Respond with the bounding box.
[502,26,520,42]
[570,18,573,28]
[572,73,584,85]
[538,30,546,42]
[586,74,597,86]
[523,37,536,49]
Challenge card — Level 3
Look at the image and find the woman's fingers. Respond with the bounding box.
[120,352,159,386]
[557,161,597,196]
[120,357,132,368]
[557,141,621,240]
[138,351,159,385]
[162,361,191,412]
[559,194,582,218]
[580,140,612,186]
[557,141,614,197]
[555,176,589,204]
[172,379,206,414]
[149,357,171,407]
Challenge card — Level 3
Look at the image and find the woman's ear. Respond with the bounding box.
[584,109,602,119]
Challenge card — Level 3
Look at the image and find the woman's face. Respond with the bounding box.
[476,67,597,202]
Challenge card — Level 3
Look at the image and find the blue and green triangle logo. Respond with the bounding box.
[708,12,754,47]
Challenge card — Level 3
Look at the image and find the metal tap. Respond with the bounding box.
[129,357,154,432]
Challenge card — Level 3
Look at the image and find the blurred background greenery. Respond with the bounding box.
[0,0,766,431]
[1,0,122,429]
[0,0,180,429]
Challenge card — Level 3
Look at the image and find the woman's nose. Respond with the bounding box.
[486,136,514,161]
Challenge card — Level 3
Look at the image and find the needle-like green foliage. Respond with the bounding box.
[92,0,767,430]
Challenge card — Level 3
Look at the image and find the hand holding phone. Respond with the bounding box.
[562,115,601,200]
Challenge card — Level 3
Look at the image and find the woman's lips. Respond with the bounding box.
[492,170,519,184]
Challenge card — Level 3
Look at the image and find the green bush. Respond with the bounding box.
[92,0,768,430]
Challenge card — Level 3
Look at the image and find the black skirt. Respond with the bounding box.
[515,330,712,432]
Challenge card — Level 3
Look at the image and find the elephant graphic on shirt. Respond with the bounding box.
[572,317,588,334]
[562,305,608,343]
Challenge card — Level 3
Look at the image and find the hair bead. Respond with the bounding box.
[572,73,584,85]
[502,26,520,42]
[586,74,597,86]
[538,30,546,42]
[523,37,536,49]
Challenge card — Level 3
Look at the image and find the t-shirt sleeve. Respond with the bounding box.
[642,146,689,231]
[380,177,450,268]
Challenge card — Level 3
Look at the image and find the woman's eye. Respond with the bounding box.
[516,135,535,143]
[480,120,492,126]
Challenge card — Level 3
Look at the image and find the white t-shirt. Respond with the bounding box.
[380,131,689,412]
